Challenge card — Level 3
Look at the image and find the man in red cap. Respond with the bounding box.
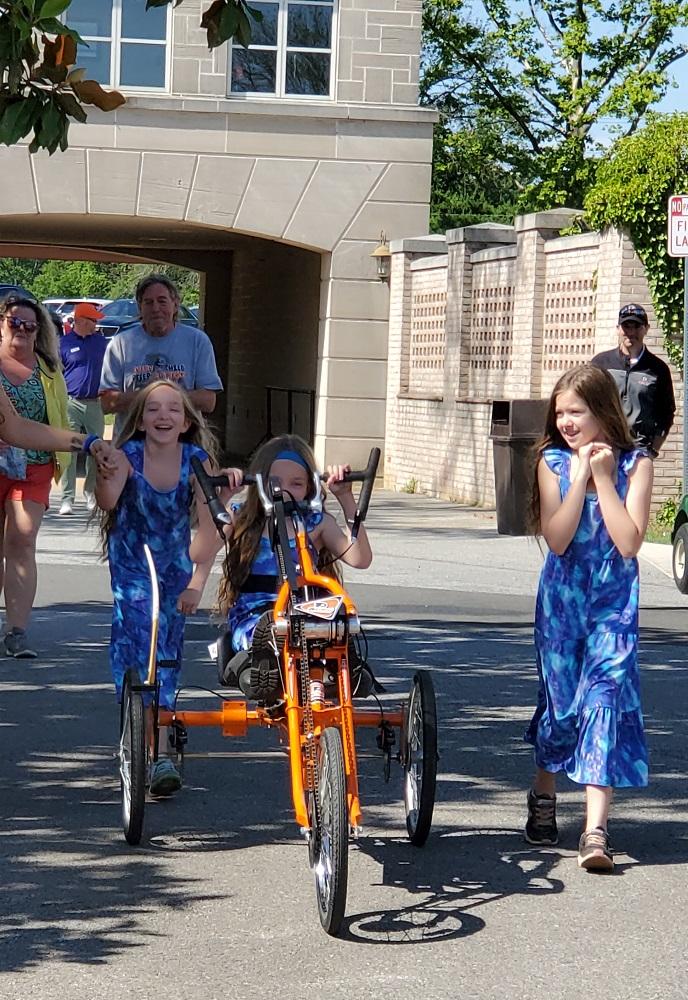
[591,302,676,457]
[58,302,108,515]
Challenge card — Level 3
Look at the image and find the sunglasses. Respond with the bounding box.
[4,316,38,333]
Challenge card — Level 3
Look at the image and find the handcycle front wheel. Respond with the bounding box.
[402,670,438,846]
[119,670,147,845]
[313,726,349,936]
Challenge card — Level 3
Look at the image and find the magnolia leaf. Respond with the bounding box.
[55,90,88,123]
[221,3,241,44]
[201,1,225,28]
[38,0,72,18]
[235,9,252,49]
[71,79,126,111]
[0,98,39,145]
[66,66,86,83]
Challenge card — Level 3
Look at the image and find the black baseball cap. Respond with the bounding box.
[618,303,648,325]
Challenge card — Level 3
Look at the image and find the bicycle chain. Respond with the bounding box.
[300,623,319,820]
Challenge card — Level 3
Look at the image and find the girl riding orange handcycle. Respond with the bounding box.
[118,445,438,936]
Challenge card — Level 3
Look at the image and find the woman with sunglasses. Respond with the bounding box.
[0,295,111,657]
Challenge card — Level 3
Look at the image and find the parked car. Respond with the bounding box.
[0,283,35,301]
[96,297,201,337]
[672,501,688,592]
[43,297,112,333]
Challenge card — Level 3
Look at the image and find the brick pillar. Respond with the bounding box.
[509,208,581,397]
[446,223,517,400]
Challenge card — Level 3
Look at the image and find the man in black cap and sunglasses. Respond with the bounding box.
[591,303,675,457]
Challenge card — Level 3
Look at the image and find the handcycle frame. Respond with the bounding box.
[119,447,437,936]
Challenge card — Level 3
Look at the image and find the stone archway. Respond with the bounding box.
[0,213,321,456]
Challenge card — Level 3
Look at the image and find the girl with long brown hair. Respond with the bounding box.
[96,380,242,798]
[212,434,373,703]
[524,364,653,872]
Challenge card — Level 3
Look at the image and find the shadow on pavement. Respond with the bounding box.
[3,598,688,967]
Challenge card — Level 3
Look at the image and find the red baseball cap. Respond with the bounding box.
[73,302,104,321]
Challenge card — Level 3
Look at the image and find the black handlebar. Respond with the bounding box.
[191,448,380,540]
[350,446,380,540]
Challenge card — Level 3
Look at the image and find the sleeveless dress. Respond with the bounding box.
[524,446,648,788]
[228,508,322,652]
[108,439,208,708]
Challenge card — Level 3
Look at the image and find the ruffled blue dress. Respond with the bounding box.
[525,446,648,788]
[108,439,208,709]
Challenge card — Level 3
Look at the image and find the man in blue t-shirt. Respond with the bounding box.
[99,273,223,438]
[59,301,108,515]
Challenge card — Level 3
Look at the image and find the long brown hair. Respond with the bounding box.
[217,433,340,616]
[99,379,219,554]
[530,363,635,533]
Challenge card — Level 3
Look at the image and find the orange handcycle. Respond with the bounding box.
[118,448,438,936]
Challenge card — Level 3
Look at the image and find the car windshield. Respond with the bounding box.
[101,299,139,319]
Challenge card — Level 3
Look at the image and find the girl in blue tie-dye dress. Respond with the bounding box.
[96,380,242,797]
[524,364,653,872]
[211,434,374,702]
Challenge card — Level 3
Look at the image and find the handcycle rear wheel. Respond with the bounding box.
[314,726,349,936]
[120,670,147,845]
[403,670,438,846]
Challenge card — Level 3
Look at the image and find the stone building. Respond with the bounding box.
[0,0,433,464]
[384,208,682,511]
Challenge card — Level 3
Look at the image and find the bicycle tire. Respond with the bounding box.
[403,670,438,846]
[120,671,146,845]
[314,727,349,936]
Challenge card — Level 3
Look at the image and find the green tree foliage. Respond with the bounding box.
[0,0,261,155]
[585,113,688,368]
[422,0,688,220]
[0,257,200,305]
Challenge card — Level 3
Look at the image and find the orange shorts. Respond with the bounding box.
[0,460,54,510]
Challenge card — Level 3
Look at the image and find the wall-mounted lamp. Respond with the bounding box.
[371,231,391,282]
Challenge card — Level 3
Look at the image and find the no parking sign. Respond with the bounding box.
[668,194,688,256]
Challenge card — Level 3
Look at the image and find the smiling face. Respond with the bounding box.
[138,382,190,444]
[138,282,178,337]
[555,388,605,450]
[1,304,39,355]
[268,458,310,502]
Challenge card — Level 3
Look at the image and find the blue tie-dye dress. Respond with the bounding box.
[524,446,648,788]
[108,439,208,709]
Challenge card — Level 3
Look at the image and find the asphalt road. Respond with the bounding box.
[1,495,688,999]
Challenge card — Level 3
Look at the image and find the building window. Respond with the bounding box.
[66,0,170,91]
[230,0,335,99]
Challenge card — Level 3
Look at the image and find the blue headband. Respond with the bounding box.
[274,449,310,472]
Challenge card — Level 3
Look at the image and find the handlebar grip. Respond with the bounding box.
[190,455,233,531]
[356,447,380,523]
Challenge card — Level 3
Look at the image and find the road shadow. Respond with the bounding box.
[343,829,564,944]
[3,596,688,968]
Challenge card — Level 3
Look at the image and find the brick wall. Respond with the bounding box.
[385,210,682,513]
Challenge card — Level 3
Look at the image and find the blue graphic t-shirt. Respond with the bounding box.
[100,322,223,436]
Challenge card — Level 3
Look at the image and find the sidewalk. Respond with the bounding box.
[40,485,680,608]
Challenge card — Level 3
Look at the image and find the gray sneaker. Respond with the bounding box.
[578,826,614,872]
[524,789,558,845]
[4,628,37,659]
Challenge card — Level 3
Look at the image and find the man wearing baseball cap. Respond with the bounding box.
[591,303,675,457]
[58,302,108,514]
